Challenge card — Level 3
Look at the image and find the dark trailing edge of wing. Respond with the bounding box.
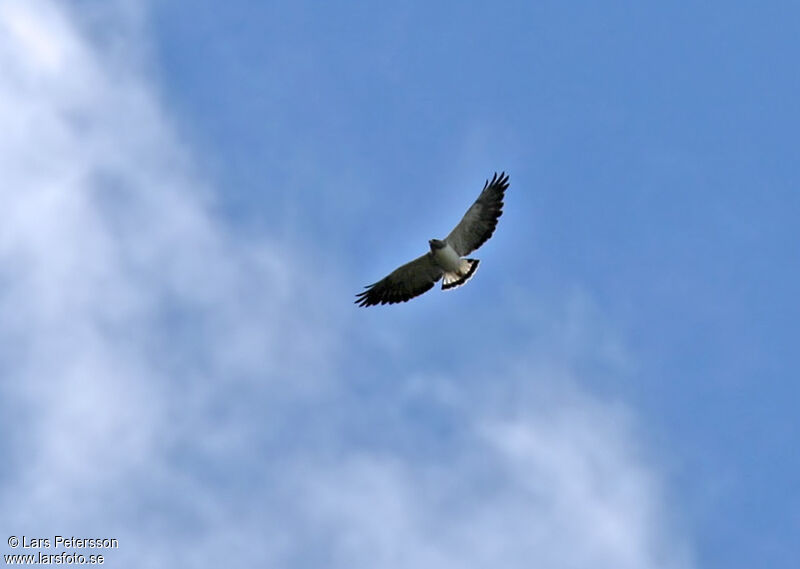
[355,280,436,307]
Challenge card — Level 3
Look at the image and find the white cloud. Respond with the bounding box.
[0,0,335,523]
[0,2,693,568]
[282,371,692,569]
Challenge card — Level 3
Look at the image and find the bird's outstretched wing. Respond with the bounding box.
[355,253,443,307]
[445,172,509,256]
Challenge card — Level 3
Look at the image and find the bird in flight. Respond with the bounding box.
[355,172,509,307]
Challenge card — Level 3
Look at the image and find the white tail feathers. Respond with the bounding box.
[442,259,480,290]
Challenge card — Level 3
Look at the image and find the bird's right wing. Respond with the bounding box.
[355,253,443,307]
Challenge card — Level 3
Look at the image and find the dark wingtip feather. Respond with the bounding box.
[355,279,435,308]
[354,287,374,307]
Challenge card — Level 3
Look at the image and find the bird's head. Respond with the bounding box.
[429,239,445,251]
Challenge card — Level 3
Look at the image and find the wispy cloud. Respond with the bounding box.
[0,0,334,523]
[0,2,693,567]
[285,381,692,569]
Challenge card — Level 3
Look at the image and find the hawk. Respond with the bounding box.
[356,172,509,307]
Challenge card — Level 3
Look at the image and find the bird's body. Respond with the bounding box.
[429,239,463,272]
[429,238,480,290]
[355,172,509,307]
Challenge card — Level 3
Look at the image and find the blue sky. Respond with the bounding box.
[1,1,798,567]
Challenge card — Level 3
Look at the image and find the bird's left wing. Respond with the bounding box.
[355,253,443,307]
[445,172,509,256]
